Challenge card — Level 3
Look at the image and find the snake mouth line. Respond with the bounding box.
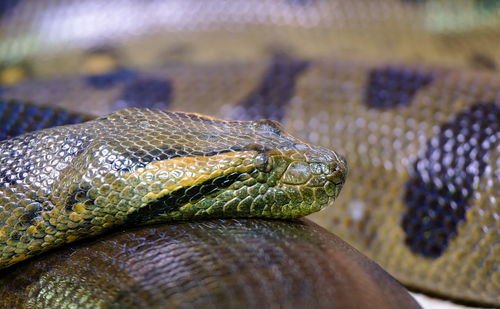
[125,172,243,224]
[124,168,344,225]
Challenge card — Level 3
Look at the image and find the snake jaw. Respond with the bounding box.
[210,145,348,219]
[122,142,347,222]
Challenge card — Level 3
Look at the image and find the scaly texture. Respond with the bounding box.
[0,99,92,140]
[0,219,421,309]
[0,0,499,307]
[4,58,498,306]
[0,108,346,269]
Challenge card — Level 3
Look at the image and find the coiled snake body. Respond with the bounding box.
[0,0,499,308]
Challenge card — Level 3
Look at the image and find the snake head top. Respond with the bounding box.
[0,108,347,268]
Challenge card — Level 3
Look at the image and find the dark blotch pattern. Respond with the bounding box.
[114,78,172,110]
[83,47,135,89]
[402,102,499,258]
[0,99,92,141]
[85,67,136,89]
[469,52,497,71]
[0,0,20,18]
[233,53,310,121]
[364,67,434,109]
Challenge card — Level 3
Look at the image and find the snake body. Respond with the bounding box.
[0,103,420,309]
[0,0,499,307]
[0,219,421,309]
[5,58,499,306]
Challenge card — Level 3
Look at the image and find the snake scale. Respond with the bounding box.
[0,0,499,308]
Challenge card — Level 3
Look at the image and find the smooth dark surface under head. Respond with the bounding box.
[0,218,420,309]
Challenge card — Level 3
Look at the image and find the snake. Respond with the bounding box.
[0,102,423,309]
[0,106,347,269]
[0,0,499,308]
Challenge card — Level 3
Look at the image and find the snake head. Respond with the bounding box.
[210,120,348,219]
[75,110,348,223]
[4,109,348,238]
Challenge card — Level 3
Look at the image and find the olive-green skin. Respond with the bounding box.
[0,108,346,269]
[0,0,499,307]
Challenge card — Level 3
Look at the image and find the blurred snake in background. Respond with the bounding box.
[0,0,499,308]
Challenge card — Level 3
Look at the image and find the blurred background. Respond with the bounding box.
[1,0,499,96]
[1,1,499,308]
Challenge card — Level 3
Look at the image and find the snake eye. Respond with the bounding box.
[255,153,272,172]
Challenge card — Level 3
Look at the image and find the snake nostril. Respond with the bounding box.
[322,162,346,185]
[330,170,345,185]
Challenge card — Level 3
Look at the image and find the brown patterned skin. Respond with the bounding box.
[5,59,499,306]
[0,0,499,307]
[0,219,421,309]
